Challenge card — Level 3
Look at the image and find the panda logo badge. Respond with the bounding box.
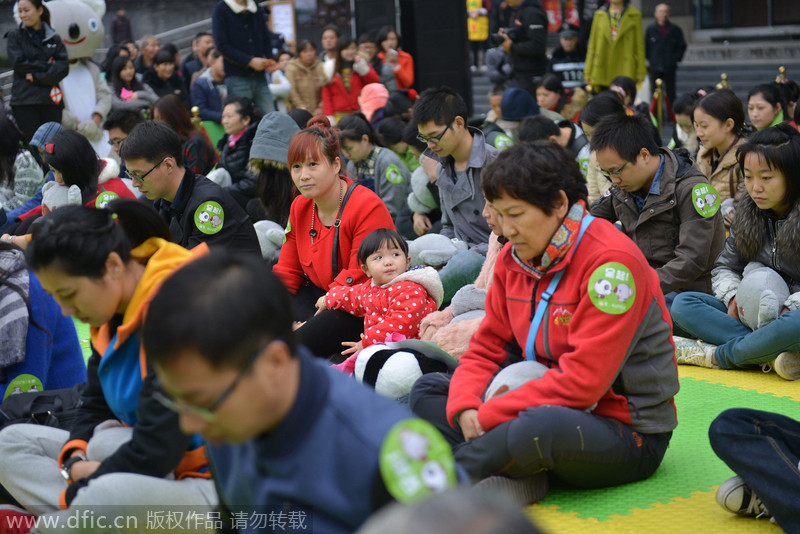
[588,262,636,315]
[386,164,404,184]
[194,201,225,235]
[95,191,119,209]
[379,419,458,502]
[692,184,720,218]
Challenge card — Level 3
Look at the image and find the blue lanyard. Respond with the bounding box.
[525,214,594,361]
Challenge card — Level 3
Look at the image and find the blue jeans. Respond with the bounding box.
[671,291,800,369]
[709,408,800,531]
[225,75,275,114]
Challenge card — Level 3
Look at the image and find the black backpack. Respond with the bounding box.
[0,383,85,430]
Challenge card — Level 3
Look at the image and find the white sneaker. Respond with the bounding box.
[673,336,716,368]
[716,476,770,518]
[773,352,800,380]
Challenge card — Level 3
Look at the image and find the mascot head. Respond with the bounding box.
[14,0,106,60]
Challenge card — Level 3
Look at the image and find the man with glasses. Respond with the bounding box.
[143,253,460,534]
[120,121,261,257]
[412,87,499,303]
[589,114,725,309]
[103,110,145,182]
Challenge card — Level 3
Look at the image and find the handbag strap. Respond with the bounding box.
[526,214,594,361]
[331,181,358,280]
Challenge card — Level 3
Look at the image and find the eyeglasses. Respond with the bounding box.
[416,124,451,144]
[599,160,629,179]
[153,338,277,422]
[124,157,166,182]
[108,138,125,147]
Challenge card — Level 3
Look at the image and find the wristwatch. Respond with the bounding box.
[60,454,87,482]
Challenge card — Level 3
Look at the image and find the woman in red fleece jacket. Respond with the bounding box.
[272,115,395,358]
[409,141,678,503]
[321,36,379,122]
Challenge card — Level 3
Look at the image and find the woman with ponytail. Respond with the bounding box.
[0,199,217,521]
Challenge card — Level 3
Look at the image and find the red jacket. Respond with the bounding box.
[326,267,442,347]
[321,66,380,116]
[446,213,679,435]
[378,50,414,90]
[273,178,395,293]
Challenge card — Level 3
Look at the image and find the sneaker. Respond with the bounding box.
[716,476,771,518]
[773,352,800,380]
[474,473,549,505]
[673,336,716,368]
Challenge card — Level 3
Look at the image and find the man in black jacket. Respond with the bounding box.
[497,0,548,97]
[645,3,686,104]
[120,121,261,257]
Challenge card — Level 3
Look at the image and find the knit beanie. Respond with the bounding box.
[500,88,539,122]
[359,83,390,122]
[249,112,301,164]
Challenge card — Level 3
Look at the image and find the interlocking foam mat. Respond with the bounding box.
[527,366,796,533]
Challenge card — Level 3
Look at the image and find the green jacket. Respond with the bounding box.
[584,3,647,88]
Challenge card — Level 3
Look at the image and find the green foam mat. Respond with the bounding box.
[72,317,92,364]
[536,375,800,520]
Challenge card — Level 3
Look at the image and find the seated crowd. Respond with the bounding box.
[1,1,799,532]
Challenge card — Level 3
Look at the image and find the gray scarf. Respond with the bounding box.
[0,249,30,368]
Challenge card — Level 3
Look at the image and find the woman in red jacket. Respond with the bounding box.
[376,26,414,90]
[322,36,379,123]
[410,141,678,502]
[272,115,395,358]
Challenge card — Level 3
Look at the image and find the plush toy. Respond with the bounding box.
[735,261,790,330]
[407,234,468,267]
[40,0,112,156]
[206,168,233,188]
[406,163,438,215]
[483,361,547,400]
[483,360,597,411]
[449,283,487,324]
[41,182,82,213]
[354,339,457,401]
[253,219,285,262]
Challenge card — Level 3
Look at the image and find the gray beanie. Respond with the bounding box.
[249,112,300,164]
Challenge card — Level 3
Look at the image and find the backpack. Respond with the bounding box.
[0,383,85,430]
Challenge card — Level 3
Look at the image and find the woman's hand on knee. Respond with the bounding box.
[458,409,484,442]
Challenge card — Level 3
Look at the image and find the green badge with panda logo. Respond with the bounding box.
[588,262,636,315]
[494,134,513,150]
[692,184,721,218]
[95,191,119,209]
[386,164,404,184]
[379,419,458,502]
[194,201,225,235]
[4,374,44,401]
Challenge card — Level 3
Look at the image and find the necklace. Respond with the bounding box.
[309,178,344,242]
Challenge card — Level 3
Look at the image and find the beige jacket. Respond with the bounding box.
[285,58,326,113]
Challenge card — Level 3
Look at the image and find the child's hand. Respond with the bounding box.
[292,321,306,331]
[314,296,327,315]
[341,339,363,356]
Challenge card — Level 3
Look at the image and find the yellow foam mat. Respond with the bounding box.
[529,489,783,533]
[524,365,798,533]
